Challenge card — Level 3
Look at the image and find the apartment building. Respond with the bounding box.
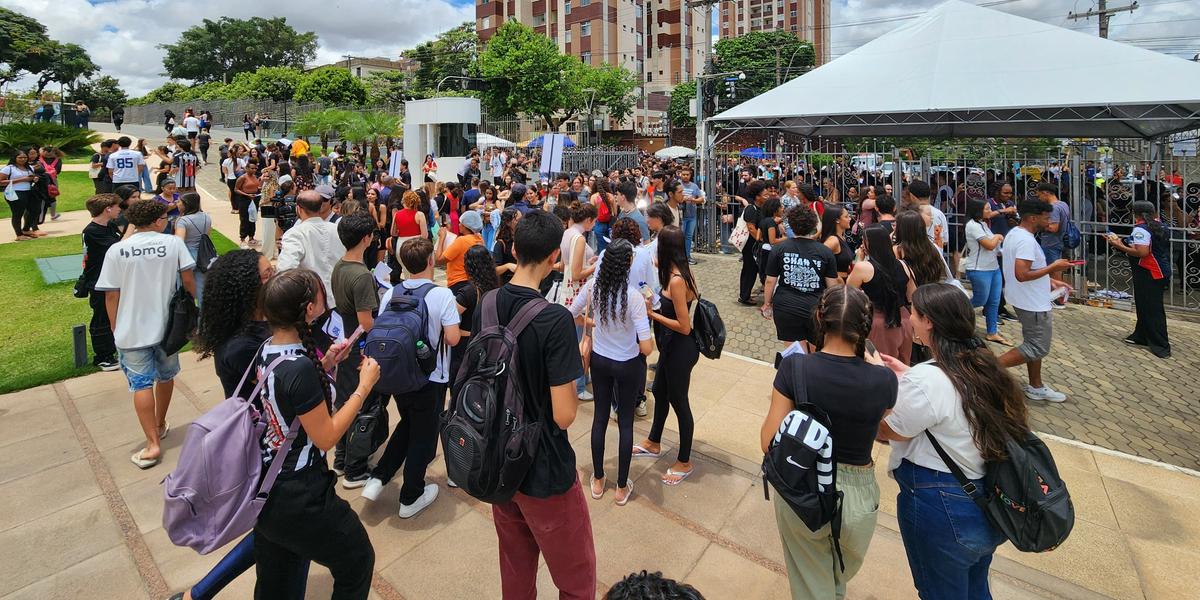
[477,0,703,133]
[718,0,831,64]
[311,56,421,78]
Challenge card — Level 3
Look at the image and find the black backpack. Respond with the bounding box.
[690,295,726,360]
[926,430,1075,553]
[762,356,845,569]
[441,290,551,504]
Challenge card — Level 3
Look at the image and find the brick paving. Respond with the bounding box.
[691,252,1200,470]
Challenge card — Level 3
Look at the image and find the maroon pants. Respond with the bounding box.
[492,477,596,599]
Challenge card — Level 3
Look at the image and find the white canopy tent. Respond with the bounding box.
[655,145,697,159]
[709,0,1200,139]
[476,132,516,148]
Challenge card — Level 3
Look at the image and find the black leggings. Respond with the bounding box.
[238,194,257,240]
[227,179,238,211]
[8,189,29,237]
[649,332,700,464]
[739,242,759,301]
[590,352,646,488]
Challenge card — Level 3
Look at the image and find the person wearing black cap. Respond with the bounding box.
[1106,201,1171,358]
[998,198,1076,402]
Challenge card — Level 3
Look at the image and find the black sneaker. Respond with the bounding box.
[341,473,370,489]
[736,298,756,306]
[999,310,1018,322]
[96,361,120,372]
[688,258,698,265]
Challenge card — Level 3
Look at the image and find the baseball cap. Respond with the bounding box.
[315,184,336,200]
[460,210,484,233]
[510,183,528,200]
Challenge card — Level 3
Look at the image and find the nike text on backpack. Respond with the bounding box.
[926,430,1075,552]
[365,283,439,396]
[762,357,845,569]
[442,290,552,504]
[162,351,298,554]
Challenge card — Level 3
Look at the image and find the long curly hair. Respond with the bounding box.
[593,238,634,326]
[194,249,263,359]
[495,207,519,252]
[260,269,333,409]
[895,210,945,285]
[464,245,499,295]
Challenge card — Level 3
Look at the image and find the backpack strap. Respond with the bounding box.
[251,352,314,498]
[231,341,271,399]
[507,296,551,338]
[924,431,989,513]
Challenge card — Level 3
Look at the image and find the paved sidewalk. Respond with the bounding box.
[1,349,1196,599]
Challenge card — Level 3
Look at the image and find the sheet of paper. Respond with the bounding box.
[373,261,393,289]
[322,310,347,343]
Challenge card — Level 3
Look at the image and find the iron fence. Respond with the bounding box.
[121,100,406,139]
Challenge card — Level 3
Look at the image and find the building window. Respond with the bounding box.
[582,51,592,64]
[647,73,653,81]
[483,16,491,28]
[565,29,572,42]
[722,8,728,14]
[581,0,590,5]
[565,0,571,13]
[789,9,795,16]
[581,21,591,36]
[533,13,546,25]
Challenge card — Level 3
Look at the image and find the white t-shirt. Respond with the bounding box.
[1001,226,1051,312]
[963,219,999,272]
[591,244,659,309]
[94,232,196,350]
[183,116,201,132]
[378,279,460,384]
[559,225,595,284]
[569,279,652,362]
[0,165,33,191]
[885,362,986,479]
[106,148,146,184]
[926,205,949,246]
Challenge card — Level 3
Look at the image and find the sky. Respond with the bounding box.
[3,0,1197,96]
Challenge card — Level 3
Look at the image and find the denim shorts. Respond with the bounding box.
[118,346,181,392]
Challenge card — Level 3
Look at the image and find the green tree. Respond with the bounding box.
[0,8,53,87]
[226,67,304,101]
[294,108,357,151]
[668,81,696,128]
[160,17,317,84]
[293,67,369,106]
[363,71,416,105]
[343,111,402,162]
[34,42,99,95]
[132,81,189,104]
[712,31,814,110]
[407,23,479,94]
[74,75,128,113]
[580,62,638,124]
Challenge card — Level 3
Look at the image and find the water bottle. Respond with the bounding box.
[415,340,435,373]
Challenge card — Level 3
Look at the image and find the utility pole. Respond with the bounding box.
[1068,0,1138,39]
[776,47,781,87]
[688,0,719,206]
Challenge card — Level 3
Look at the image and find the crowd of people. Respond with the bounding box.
[60,127,1178,600]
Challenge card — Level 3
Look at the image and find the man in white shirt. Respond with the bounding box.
[182,112,201,140]
[105,136,146,189]
[362,236,461,518]
[94,199,196,469]
[999,199,1074,403]
[277,190,345,307]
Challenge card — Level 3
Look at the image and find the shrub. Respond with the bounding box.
[0,122,102,155]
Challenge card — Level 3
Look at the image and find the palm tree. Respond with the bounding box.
[345,111,402,164]
[294,108,356,151]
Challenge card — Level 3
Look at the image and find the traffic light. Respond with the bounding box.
[724,78,737,99]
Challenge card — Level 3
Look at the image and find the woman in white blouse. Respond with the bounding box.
[877,282,1030,599]
[570,239,653,506]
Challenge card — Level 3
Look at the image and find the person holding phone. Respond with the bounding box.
[1106,201,1171,358]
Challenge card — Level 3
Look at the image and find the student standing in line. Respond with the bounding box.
[233,161,263,248]
[491,207,522,284]
[360,238,461,517]
[330,214,383,488]
[878,283,1028,599]
[1,149,41,240]
[570,239,653,505]
[450,245,501,397]
[561,201,599,401]
[821,204,854,281]
[962,198,1010,346]
[94,200,196,469]
[1106,201,1171,358]
[848,225,916,364]
[478,210,594,599]
[761,285,897,600]
[762,205,840,350]
[174,193,212,306]
[437,209,486,295]
[253,269,378,599]
[80,194,124,371]
[637,226,701,485]
[736,181,767,306]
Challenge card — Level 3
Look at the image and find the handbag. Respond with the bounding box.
[160,286,198,355]
[730,215,750,252]
[3,182,16,202]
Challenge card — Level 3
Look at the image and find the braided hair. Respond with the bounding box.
[594,239,634,326]
[812,285,874,359]
[260,269,333,410]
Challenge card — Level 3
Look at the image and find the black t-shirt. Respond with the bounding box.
[92,152,112,183]
[758,216,781,245]
[317,156,331,175]
[256,343,333,476]
[455,283,479,335]
[197,132,211,149]
[214,322,270,398]
[397,170,412,191]
[82,221,122,289]
[492,239,516,285]
[472,284,583,498]
[765,237,838,313]
[741,204,761,254]
[774,353,896,465]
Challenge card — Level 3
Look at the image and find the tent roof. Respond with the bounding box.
[709,0,1200,139]
[476,133,515,147]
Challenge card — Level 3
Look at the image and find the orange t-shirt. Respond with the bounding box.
[443,233,483,287]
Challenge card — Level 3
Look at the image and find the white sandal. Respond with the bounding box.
[130,449,160,469]
[590,475,606,500]
[615,481,634,506]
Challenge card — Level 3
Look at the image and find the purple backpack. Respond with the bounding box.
[162,351,298,554]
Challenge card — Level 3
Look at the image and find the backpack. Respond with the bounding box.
[162,351,298,554]
[1064,219,1081,250]
[690,294,726,360]
[441,290,551,504]
[365,283,439,396]
[160,286,198,356]
[926,430,1075,553]
[184,216,218,274]
[762,356,845,568]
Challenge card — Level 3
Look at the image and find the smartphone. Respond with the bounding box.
[1068,260,1086,266]
[345,325,365,349]
[865,340,878,356]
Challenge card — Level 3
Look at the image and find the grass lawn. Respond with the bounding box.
[61,146,97,164]
[0,227,239,394]
[0,171,93,219]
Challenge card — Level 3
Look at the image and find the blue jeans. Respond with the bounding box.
[681,216,696,258]
[189,533,310,600]
[592,221,610,253]
[966,268,1002,335]
[894,460,1006,600]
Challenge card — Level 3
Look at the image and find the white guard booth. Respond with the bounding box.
[403,97,481,182]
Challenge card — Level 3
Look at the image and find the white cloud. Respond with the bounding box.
[2,0,475,95]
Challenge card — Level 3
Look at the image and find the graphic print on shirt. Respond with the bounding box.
[782,253,825,292]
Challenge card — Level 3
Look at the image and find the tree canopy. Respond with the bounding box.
[226,67,304,102]
[0,8,53,87]
[160,17,317,84]
[406,23,479,94]
[74,75,128,113]
[35,42,98,94]
[293,67,368,106]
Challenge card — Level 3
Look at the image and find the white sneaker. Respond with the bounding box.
[398,483,439,519]
[341,473,370,489]
[360,477,384,501]
[1025,385,1067,403]
[636,398,648,418]
[578,390,593,401]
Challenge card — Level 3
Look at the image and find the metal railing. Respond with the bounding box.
[122,99,406,138]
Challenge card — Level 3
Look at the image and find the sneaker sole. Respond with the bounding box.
[341,479,369,489]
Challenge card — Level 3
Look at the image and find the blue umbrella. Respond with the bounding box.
[528,134,577,149]
[740,147,766,159]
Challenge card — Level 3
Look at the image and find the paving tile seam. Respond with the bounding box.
[51,381,168,600]
[1037,432,1200,479]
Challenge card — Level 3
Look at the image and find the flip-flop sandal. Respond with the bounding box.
[590,475,606,500]
[158,421,170,440]
[615,481,634,506]
[662,468,693,486]
[632,444,660,459]
[130,449,160,470]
